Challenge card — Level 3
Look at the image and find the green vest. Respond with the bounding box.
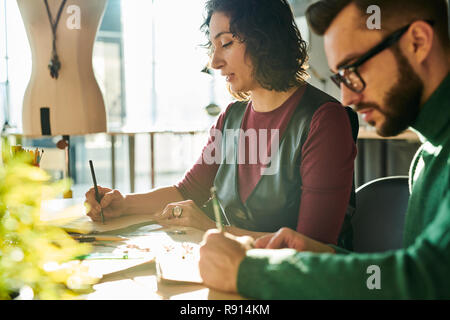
[204,83,358,247]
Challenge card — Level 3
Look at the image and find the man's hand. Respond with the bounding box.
[199,230,254,293]
[254,227,335,253]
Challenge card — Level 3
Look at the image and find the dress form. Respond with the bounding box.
[17,0,107,136]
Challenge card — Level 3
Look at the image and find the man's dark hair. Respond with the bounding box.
[201,0,309,100]
[306,0,449,48]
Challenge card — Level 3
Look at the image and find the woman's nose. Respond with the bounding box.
[210,49,224,70]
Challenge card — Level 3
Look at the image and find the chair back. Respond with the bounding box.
[352,176,410,253]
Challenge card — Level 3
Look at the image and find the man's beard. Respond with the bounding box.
[356,46,424,137]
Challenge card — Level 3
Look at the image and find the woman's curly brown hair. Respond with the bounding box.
[201,0,310,100]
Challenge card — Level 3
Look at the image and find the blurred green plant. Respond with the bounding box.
[0,139,97,300]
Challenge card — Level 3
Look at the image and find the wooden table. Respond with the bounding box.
[41,198,243,300]
[83,223,243,300]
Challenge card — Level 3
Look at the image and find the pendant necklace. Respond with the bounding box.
[44,0,67,79]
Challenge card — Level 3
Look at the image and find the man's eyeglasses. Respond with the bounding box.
[330,20,434,93]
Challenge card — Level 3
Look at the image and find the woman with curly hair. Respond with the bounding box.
[85,0,358,247]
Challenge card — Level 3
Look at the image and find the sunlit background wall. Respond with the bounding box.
[0,0,313,198]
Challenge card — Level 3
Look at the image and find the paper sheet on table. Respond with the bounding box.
[81,237,157,278]
[156,258,203,284]
[40,199,159,234]
[156,243,203,284]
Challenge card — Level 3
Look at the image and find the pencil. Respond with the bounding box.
[89,160,105,224]
[71,235,127,242]
[210,187,223,232]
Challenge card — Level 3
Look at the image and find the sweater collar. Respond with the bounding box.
[411,73,450,145]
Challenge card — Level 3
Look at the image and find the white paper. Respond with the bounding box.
[40,198,158,234]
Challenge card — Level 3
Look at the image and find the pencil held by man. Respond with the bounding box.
[210,187,223,232]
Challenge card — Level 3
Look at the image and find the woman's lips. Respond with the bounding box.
[225,74,235,82]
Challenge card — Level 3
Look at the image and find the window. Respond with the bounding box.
[1,0,311,197]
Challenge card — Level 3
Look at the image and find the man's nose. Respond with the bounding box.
[340,83,362,107]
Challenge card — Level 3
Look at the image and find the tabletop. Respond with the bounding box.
[83,224,243,300]
[41,198,244,300]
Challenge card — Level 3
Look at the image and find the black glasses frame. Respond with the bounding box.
[330,20,435,93]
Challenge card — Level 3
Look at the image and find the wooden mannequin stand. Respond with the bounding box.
[56,135,72,198]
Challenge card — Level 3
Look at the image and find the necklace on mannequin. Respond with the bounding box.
[43,0,67,79]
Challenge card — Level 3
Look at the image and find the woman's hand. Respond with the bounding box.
[85,186,127,222]
[156,199,217,231]
[254,227,335,253]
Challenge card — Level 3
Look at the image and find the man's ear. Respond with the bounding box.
[405,20,434,64]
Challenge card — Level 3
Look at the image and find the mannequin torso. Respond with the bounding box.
[18,0,107,136]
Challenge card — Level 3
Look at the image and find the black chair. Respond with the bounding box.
[352,176,410,253]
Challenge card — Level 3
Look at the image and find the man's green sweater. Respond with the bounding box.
[237,74,450,299]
